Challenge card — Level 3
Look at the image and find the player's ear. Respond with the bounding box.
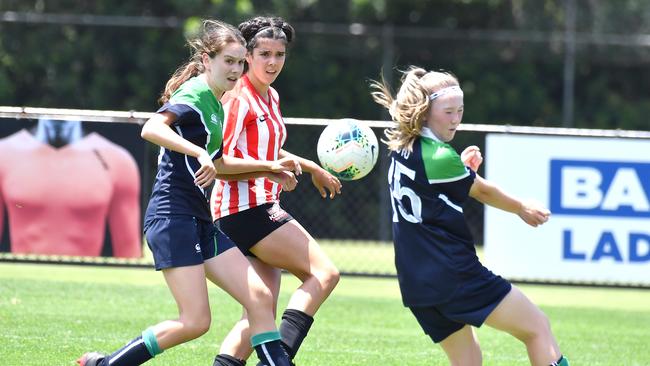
[201,52,211,70]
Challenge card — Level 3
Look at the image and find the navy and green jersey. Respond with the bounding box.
[389,127,480,307]
[145,76,224,223]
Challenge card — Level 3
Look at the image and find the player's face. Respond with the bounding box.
[246,38,286,87]
[426,94,464,142]
[203,42,246,96]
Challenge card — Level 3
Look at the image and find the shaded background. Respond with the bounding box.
[1,0,648,274]
[1,0,648,129]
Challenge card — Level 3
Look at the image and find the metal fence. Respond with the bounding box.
[2,107,650,276]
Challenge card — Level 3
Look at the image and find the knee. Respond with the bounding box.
[520,311,552,342]
[316,262,340,293]
[180,315,211,340]
[248,281,275,311]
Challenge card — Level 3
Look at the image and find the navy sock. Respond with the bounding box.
[279,309,314,359]
[103,336,153,366]
[213,353,246,366]
[251,331,291,366]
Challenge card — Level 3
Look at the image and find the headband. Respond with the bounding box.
[429,86,463,101]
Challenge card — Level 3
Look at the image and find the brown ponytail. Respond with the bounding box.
[158,19,245,105]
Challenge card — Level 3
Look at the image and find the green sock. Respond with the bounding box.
[551,355,569,366]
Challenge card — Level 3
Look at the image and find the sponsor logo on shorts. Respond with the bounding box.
[267,203,289,222]
[195,243,201,253]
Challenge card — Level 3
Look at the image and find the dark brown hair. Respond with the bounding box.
[159,19,245,104]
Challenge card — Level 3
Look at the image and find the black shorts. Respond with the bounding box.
[144,216,235,270]
[216,202,293,257]
[409,272,512,343]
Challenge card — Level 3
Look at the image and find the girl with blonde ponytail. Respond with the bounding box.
[77,19,294,366]
[370,67,570,366]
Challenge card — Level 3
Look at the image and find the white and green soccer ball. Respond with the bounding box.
[317,119,379,181]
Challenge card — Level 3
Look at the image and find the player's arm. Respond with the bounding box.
[469,174,550,227]
[213,97,300,181]
[279,149,341,199]
[214,170,297,191]
[213,154,301,175]
[141,111,217,188]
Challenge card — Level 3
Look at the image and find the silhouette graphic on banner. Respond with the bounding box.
[0,118,142,257]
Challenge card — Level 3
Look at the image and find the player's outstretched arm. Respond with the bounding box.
[469,174,550,227]
[279,149,341,199]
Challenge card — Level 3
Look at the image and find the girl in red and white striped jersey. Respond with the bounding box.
[210,16,342,366]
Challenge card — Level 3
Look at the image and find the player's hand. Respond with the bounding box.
[268,171,298,191]
[461,145,483,172]
[312,167,342,199]
[270,157,302,175]
[517,200,551,227]
[195,150,217,188]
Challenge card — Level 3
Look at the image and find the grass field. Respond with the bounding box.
[1,263,650,366]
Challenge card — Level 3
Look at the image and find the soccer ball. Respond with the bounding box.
[316,119,379,180]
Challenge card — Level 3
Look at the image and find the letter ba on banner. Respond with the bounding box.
[484,134,650,286]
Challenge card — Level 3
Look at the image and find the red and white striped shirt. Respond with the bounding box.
[211,75,287,219]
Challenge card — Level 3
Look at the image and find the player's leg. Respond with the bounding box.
[78,217,213,366]
[215,257,282,364]
[78,264,212,366]
[251,219,340,359]
[439,325,482,366]
[484,285,567,366]
[204,229,289,366]
[409,305,481,366]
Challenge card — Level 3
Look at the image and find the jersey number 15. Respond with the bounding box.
[388,158,422,223]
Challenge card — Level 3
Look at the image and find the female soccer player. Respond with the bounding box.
[370,67,569,366]
[77,19,297,366]
[210,16,342,366]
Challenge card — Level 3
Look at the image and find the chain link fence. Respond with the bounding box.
[2,109,650,276]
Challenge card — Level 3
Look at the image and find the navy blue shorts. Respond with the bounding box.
[216,202,293,257]
[409,272,512,343]
[144,216,235,270]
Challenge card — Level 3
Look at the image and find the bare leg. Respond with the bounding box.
[485,286,562,366]
[439,325,482,366]
[217,220,340,361]
[252,220,340,315]
[150,264,212,350]
[203,247,278,336]
[218,257,281,360]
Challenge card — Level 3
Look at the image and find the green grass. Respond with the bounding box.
[1,263,650,365]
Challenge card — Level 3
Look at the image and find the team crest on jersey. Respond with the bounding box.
[210,113,220,125]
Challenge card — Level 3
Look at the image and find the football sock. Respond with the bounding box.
[550,355,569,366]
[279,309,314,359]
[101,328,162,366]
[213,353,246,366]
[251,331,291,366]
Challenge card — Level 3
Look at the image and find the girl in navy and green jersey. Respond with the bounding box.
[77,20,295,366]
[370,67,569,366]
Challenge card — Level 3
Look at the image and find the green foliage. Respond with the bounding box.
[0,1,648,130]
